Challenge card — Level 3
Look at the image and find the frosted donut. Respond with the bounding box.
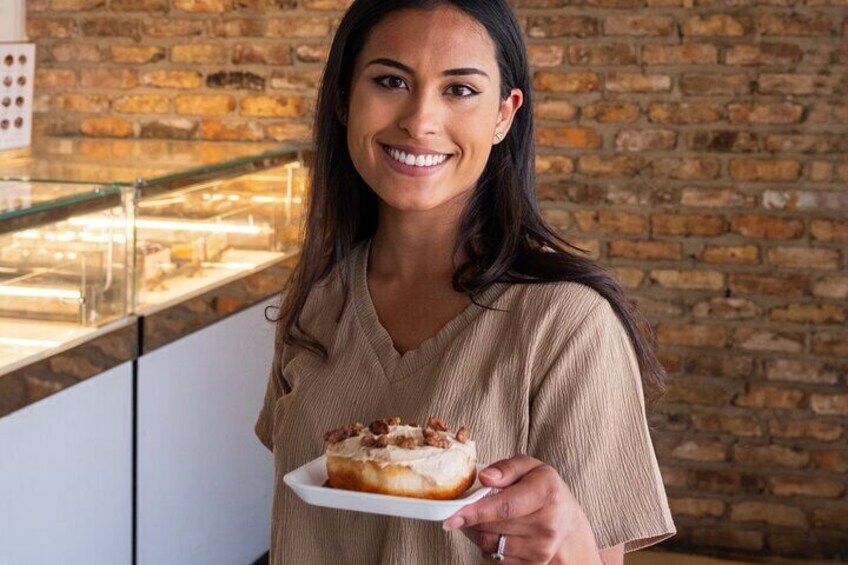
[323,417,477,500]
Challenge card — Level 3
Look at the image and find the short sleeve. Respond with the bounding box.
[254,322,293,452]
[254,365,283,452]
[527,297,676,552]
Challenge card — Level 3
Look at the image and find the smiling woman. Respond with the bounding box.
[256,1,676,564]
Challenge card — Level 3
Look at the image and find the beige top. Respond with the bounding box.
[255,238,675,563]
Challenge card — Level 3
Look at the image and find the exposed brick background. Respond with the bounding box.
[25,0,847,561]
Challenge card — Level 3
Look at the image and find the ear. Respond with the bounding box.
[494,88,524,143]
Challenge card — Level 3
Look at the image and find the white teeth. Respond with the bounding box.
[387,146,448,168]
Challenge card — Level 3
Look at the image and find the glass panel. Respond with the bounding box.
[0,180,120,224]
[0,188,132,373]
[0,137,302,220]
[134,160,308,311]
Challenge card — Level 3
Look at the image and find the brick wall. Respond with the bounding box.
[25,0,847,561]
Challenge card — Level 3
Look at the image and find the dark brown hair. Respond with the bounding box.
[267,0,666,403]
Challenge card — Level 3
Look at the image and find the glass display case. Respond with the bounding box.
[0,137,308,375]
[0,180,132,371]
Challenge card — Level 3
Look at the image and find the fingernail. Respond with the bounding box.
[480,468,502,480]
[443,516,465,530]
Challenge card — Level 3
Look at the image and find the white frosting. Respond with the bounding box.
[325,425,477,487]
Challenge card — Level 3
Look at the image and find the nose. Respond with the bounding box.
[396,88,443,139]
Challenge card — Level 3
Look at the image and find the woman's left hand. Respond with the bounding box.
[442,454,600,564]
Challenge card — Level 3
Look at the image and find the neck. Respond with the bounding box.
[368,208,467,287]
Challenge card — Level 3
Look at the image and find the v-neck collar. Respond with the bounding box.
[352,238,510,382]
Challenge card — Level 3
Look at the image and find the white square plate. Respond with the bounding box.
[283,455,492,521]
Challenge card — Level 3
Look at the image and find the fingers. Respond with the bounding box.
[478,454,545,488]
[445,465,560,530]
[464,529,555,565]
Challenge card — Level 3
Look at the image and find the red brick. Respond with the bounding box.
[813,276,848,299]
[729,158,802,181]
[760,12,833,36]
[810,394,848,416]
[672,439,727,462]
[650,157,721,180]
[581,101,640,123]
[577,155,643,177]
[669,497,725,518]
[664,379,730,407]
[606,73,672,93]
[733,328,804,353]
[611,267,644,289]
[729,273,809,296]
[733,444,810,468]
[813,450,848,473]
[614,129,676,152]
[568,44,637,66]
[812,333,848,356]
[691,469,765,496]
[608,240,680,260]
[813,509,848,530]
[605,15,675,36]
[765,359,841,385]
[700,245,760,265]
[770,303,846,324]
[537,126,603,149]
[730,501,806,528]
[691,413,762,437]
[683,14,754,36]
[734,385,804,409]
[767,247,840,270]
[771,476,845,499]
[692,297,760,320]
[652,213,723,236]
[650,270,724,291]
[533,71,600,93]
[572,210,646,235]
[769,419,843,442]
[642,44,718,64]
[811,219,848,242]
[728,102,804,124]
[730,215,804,239]
[657,323,726,347]
[681,187,756,209]
[649,103,723,124]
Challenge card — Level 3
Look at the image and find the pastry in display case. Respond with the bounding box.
[0,180,132,373]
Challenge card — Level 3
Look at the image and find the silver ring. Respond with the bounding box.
[491,534,506,561]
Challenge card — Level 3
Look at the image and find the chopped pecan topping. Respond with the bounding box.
[369,419,390,435]
[323,421,365,444]
[388,417,402,426]
[361,434,390,448]
[396,436,418,450]
[426,417,448,432]
[423,428,451,449]
[407,421,418,428]
[456,426,470,444]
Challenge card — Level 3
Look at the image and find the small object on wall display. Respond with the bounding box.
[0,43,34,151]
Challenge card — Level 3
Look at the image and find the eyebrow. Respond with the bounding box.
[365,58,490,80]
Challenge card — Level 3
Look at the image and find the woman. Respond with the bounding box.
[256,0,676,563]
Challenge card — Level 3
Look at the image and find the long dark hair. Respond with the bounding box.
[268,0,666,403]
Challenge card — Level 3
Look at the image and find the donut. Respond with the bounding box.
[323,417,477,500]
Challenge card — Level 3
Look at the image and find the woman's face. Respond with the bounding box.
[345,6,523,218]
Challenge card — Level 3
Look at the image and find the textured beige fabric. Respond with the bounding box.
[255,238,675,564]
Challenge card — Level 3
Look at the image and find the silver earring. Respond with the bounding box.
[495,131,504,141]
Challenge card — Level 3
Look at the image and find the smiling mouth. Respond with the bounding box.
[380,143,453,168]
